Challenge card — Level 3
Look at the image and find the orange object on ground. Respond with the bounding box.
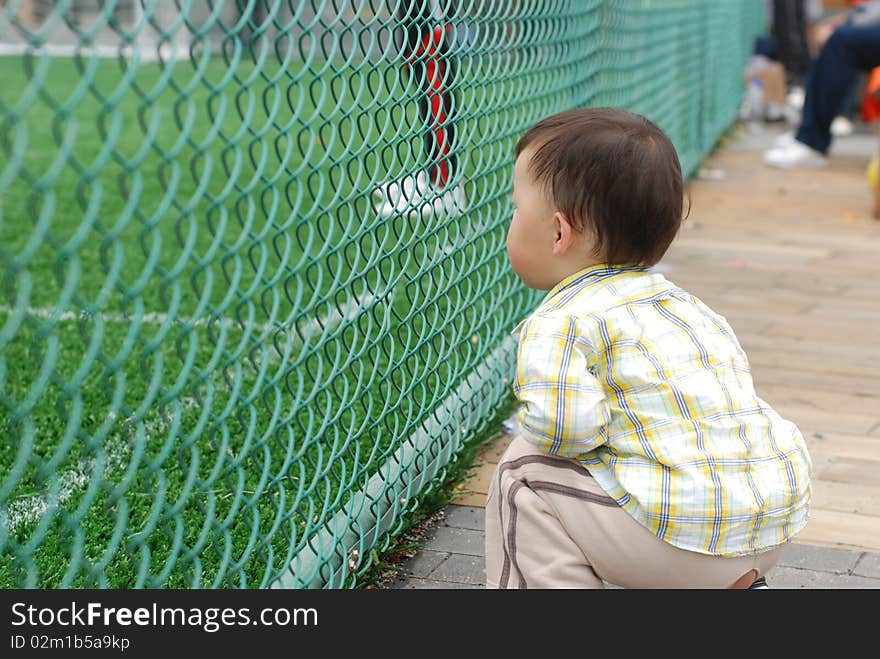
[861,66,880,121]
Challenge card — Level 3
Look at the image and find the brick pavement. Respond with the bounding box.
[388,504,880,588]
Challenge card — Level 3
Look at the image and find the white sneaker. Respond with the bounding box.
[373,171,431,218]
[374,179,466,218]
[773,131,797,147]
[831,116,854,137]
[430,183,466,216]
[763,140,828,169]
[765,103,788,123]
[372,171,429,204]
[787,86,805,111]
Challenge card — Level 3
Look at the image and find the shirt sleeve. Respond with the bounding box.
[514,313,610,458]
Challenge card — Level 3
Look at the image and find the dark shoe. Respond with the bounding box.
[749,576,769,589]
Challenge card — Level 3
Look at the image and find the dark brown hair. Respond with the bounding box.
[515,107,687,267]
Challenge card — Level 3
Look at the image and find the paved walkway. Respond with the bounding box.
[387,121,880,589]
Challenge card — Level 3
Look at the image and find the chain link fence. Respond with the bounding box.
[0,0,764,588]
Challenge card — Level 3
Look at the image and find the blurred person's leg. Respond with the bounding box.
[375,0,464,217]
[798,23,880,154]
[830,1,880,135]
[413,14,458,190]
[772,0,812,82]
[754,35,780,61]
[830,83,858,138]
[400,0,435,176]
[236,0,267,51]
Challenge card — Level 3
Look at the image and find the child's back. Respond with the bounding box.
[486,107,812,588]
[515,265,811,558]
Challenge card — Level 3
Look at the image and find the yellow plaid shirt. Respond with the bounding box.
[514,264,812,556]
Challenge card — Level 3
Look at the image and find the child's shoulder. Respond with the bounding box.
[545,269,684,316]
[531,270,729,333]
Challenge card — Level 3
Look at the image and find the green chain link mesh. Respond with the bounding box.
[0,0,765,588]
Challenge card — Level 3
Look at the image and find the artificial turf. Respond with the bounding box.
[0,51,537,587]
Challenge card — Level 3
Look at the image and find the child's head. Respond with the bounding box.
[507,107,685,290]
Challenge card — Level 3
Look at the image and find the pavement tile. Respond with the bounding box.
[441,505,485,531]
[853,552,880,579]
[400,549,449,579]
[426,553,486,586]
[763,566,822,589]
[796,570,880,589]
[389,576,483,590]
[389,517,880,588]
[765,566,880,589]
[422,526,485,556]
[777,543,861,574]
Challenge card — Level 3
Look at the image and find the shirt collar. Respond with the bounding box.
[510,264,648,335]
[543,263,648,304]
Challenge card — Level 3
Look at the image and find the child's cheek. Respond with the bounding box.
[505,226,520,271]
[506,246,519,273]
[506,240,531,285]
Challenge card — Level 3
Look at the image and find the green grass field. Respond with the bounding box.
[0,52,539,587]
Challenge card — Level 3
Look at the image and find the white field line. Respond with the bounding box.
[0,291,386,535]
[0,42,183,62]
[0,292,380,346]
[0,305,266,332]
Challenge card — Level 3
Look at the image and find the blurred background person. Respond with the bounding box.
[764,2,880,168]
[373,0,466,219]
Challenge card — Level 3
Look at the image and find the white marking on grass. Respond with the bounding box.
[3,397,197,534]
[0,305,268,332]
[0,291,385,346]
[0,290,389,534]
[0,42,182,63]
[293,292,380,343]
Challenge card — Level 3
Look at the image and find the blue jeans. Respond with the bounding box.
[797,24,880,154]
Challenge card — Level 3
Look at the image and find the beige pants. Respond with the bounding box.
[485,436,784,589]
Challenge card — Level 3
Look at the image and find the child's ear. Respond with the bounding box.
[551,211,577,256]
